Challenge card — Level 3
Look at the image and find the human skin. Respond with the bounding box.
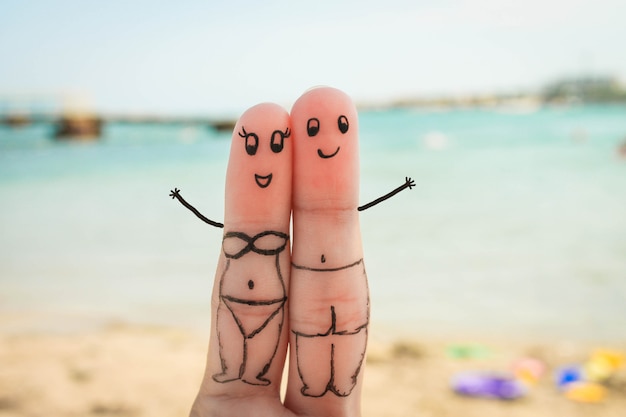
[285,87,368,417]
[189,103,293,416]
[186,93,368,417]
[179,90,411,417]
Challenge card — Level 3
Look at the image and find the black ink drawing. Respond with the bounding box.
[289,178,414,398]
[290,88,415,398]
[291,259,369,397]
[171,103,292,390]
[214,230,288,385]
[238,125,290,188]
[169,188,224,228]
[358,177,415,211]
[169,189,288,386]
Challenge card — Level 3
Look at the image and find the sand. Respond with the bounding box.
[1,320,625,417]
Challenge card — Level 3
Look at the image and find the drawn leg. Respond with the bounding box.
[240,307,285,385]
[294,334,333,397]
[212,302,245,383]
[331,328,368,396]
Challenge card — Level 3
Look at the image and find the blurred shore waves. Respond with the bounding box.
[4,104,626,341]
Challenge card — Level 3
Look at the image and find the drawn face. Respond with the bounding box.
[291,87,360,210]
[238,124,290,189]
[225,103,292,225]
[305,114,349,159]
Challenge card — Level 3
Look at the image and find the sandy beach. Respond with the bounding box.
[1,319,625,417]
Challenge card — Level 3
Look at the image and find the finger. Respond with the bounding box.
[192,103,292,409]
[285,87,368,417]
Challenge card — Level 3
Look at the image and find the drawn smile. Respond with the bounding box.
[317,147,340,159]
[254,173,273,188]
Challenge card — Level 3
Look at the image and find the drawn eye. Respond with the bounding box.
[307,118,320,137]
[245,133,259,155]
[338,115,349,134]
[238,127,259,156]
[270,129,286,153]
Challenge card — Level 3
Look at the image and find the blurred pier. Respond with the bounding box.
[0,93,236,140]
[1,112,237,140]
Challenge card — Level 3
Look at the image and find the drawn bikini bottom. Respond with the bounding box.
[221,296,286,339]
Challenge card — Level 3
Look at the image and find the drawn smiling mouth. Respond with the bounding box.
[254,173,273,188]
[317,147,340,159]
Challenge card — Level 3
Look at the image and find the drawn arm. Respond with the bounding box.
[169,188,224,228]
[357,176,415,212]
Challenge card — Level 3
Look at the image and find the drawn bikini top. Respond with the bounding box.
[222,231,289,260]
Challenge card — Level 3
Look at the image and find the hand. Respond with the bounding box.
[191,93,368,417]
[169,188,181,199]
[405,177,415,190]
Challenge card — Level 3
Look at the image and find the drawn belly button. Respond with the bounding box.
[321,254,326,263]
[248,280,254,290]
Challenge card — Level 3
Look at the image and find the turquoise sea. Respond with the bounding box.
[1,105,626,342]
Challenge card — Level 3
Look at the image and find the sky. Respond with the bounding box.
[1,0,626,116]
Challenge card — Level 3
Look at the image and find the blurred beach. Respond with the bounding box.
[3,1,626,414]
[1,104,626,416]
[1,105,625,340]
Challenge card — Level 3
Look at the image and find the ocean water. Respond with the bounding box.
[1,105,626,342]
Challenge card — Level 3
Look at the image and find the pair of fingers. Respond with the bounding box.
[183,87,406,417]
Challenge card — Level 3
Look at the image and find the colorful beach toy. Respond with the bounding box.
[555,365,584,390]
[446,343,491,359]
[554,349,625,404]
[451,371,527,400]
[584,349,625,382]
[563,381,607,403]
[511,357,545,385]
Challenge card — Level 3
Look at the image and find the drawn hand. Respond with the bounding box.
[405,177,415,190]
[169,188,181,199]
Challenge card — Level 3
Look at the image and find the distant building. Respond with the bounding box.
[542,76,626,104]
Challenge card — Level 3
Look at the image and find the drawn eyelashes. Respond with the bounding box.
[239,127,259,155]
[271,127,290,153]
[306,115,349,137]
[239,126,290,155]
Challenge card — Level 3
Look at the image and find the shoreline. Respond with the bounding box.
[2,309,625,346]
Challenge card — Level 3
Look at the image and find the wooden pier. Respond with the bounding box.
[1,113,237,140]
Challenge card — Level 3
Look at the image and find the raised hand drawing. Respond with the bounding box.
[286,87,413,401]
